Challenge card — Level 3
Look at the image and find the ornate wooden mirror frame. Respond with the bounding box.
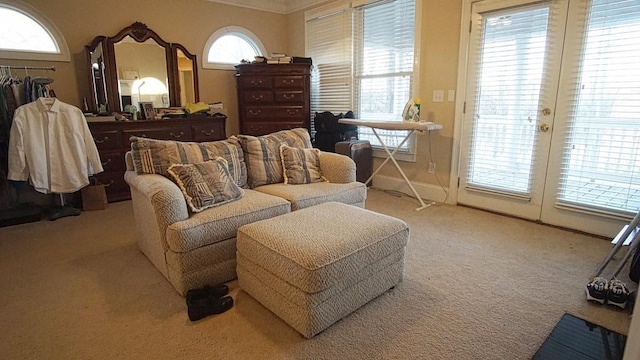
[85,21,200,113]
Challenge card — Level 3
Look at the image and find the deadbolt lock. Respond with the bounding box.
[541,108,551,116]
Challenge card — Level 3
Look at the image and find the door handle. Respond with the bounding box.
[539,123,550,132]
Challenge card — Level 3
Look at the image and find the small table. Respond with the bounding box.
[338,118,443,211]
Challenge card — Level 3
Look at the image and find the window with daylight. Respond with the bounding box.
[556,0,640,215]
[203,26,266,70]
[0,1,70,61]
[306,0,418,157]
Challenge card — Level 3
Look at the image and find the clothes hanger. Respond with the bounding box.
[0,66,8,85]
[32,68,53,85]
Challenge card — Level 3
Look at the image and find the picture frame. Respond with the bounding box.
[140,102,156,120]
[122,70,139,80]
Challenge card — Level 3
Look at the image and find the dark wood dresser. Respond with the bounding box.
[87,115,226,202]
[235,63,311,136]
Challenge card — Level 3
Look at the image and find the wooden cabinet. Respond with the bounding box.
[235,63,311,136]
[87,115,226,202]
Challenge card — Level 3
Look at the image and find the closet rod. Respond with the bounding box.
[0,65,56,71]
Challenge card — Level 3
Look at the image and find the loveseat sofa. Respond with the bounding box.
[124,128,367,296]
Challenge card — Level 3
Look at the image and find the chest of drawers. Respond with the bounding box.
[235,63,311,136]
[87,115,226,202]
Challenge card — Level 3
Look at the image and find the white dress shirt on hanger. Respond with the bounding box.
[8,97,104,194]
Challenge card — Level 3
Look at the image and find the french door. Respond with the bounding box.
[458,0,640,237]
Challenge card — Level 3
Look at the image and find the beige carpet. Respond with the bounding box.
[0,188,635,359]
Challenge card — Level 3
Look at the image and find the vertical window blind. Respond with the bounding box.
[556,0,640,215]
[306,0,416,150]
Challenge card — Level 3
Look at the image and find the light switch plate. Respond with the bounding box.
[433,90,444,103]
[448,90,456,102]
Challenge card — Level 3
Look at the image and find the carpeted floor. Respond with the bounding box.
[0,188,635,359]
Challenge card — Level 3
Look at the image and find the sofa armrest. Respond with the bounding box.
[319,152,357,183]
[124,170,189,240]
[125,151,134,171]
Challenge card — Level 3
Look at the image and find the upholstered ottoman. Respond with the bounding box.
[236,201,409,338]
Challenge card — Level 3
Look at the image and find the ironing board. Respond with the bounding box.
[338,118,443,211]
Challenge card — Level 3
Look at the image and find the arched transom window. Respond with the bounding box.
[0,0,70,62]
[203,26,266,70]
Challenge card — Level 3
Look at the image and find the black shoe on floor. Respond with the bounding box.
[186,284,229,303]
[607,279,630,309]
[187,296,234,322]
[585,277,608,304]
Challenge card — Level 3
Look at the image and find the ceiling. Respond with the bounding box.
[206,0,327,14]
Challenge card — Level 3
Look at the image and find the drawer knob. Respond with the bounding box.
[250,80,263,86]
[286,109,298,115]
[249,110,261,116]
[252,94,264,100]
[170,132,184,139]
[201,130,216,136]
[94,136,109,144]
[101,158,112,166]
[283,94,294,100]
[282,79,294,85]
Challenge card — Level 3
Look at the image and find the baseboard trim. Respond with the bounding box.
[369,175,451,204]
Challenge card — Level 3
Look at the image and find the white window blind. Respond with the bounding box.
[353,0,416,150]
[307,7,353,132]
[306,0,416,151]
[556,0,640,215]
[466,5,550,196]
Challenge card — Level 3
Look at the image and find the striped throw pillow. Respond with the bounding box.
[238,128,312,188]
[130,136,247,188]
[280,144,326,185]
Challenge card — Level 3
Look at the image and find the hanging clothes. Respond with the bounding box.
[8,97,103,194]
[0,74,16,175]
[1,70,30,172]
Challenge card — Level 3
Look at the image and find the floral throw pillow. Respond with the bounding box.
[279,144,326,185]
[167,158,244,212]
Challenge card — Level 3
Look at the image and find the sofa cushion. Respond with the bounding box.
[239,128,312,188]
[130,136,248,188]
[254,181,367,211]
[168,158,244,213]
[280,144,326,185]
[165,189,290,253]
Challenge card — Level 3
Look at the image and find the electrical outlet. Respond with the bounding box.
[428,162,436,174]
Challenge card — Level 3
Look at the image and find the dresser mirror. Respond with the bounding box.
[172,44,199,106]
[85,22,199,114]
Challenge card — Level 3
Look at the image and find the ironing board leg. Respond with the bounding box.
[370,129,433,211]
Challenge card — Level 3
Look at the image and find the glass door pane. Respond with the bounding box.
[467,5,549,196]
[457,0,567,220]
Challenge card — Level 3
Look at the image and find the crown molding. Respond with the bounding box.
[207,0,326,14]
[285,0,328,13]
